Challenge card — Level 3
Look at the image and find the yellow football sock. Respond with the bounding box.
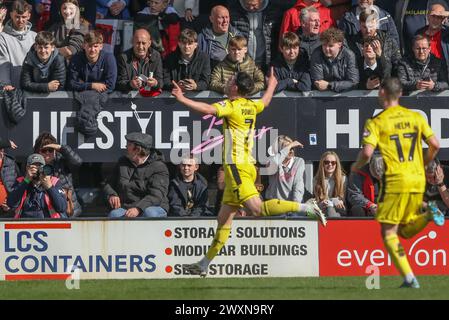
[205,225,231,261]
[399,214,429,239]
[384,233,413,277]
[261,199,300,216]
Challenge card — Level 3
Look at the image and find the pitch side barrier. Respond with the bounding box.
[2,90,449,164]
[0,217,448,280]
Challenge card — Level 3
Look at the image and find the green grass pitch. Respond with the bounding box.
[1,276,449,300]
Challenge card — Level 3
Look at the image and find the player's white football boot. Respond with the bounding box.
[183,262,208,278]
[306,199,327,227]
[400,278,420,289]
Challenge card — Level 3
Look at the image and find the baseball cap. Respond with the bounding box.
[125,132,153,149]
[27,153,45,166]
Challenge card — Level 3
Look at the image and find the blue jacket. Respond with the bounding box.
[198,25,241,69]
[68,50,117,92]
[96,0,131,19]
[7,178,68,219]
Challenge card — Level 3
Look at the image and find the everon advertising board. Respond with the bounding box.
[0,220,319,280]
[319,220,449,276]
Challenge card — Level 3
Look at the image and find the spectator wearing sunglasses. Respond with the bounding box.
[32,132,83,217]
[313,151,347,217]
[397,34,449,94]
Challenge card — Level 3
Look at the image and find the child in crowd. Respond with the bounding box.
[21,31,66,92]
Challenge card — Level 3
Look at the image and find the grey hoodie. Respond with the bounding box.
[239,0,269,64]
[0,20,36,87]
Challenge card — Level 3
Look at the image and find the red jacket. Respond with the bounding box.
[356,169,376,209]
[161,21,181,59]
[279,0,335,37]
[14,176,62,219]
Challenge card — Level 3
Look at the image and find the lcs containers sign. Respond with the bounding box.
[319,220,449,276]
[0,220,319,280]
[0,222,158,280]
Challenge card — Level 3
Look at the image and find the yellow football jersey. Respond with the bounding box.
[213,98,265,165]
[362,105,435,193]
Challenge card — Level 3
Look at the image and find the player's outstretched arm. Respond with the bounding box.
[171,81,217,115]
[424,135,440,167]
[351,144,374,172]
[261,67,278,107]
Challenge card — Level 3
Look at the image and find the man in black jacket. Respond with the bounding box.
[296,5,321,61]
[20,31,66,93]
[103,132,169,218]
[397,34,449,93]
[168,156,214,217]
[163,28,210,91]
[116,28,163,93]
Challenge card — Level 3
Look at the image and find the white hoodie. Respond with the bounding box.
[0,20,36,87]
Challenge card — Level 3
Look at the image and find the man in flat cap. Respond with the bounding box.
[7,153,68,219]
[102,132,170,218]
[0,138,20,216]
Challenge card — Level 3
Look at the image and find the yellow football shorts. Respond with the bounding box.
[222,164,259,207]
[376,192,424,225]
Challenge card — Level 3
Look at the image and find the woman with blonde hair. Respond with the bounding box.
[313,151,347,217]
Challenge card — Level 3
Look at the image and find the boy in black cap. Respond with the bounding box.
[7,153,68,219]
[103,132,170,218]
[0,138,20,215]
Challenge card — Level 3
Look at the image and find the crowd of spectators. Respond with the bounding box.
[1,0,449,219]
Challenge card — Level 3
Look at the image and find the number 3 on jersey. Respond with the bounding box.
[390,132,418,162]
